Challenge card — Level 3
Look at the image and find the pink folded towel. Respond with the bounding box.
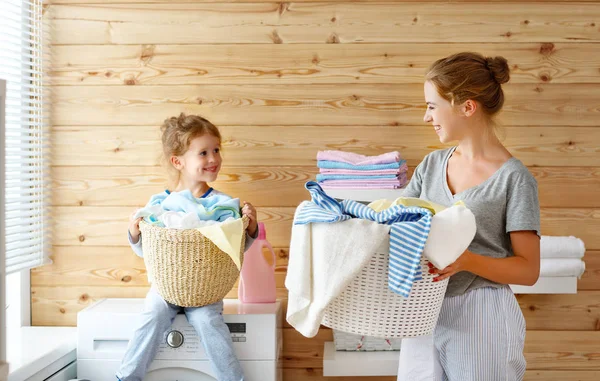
[320,168,400,175]
[319,177,408,189]
[317,150,401,166]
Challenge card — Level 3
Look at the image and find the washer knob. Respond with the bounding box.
[166,330,184,348]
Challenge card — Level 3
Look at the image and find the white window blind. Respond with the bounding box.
[1,0,51,274]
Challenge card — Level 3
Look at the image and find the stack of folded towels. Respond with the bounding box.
[316,150,409,189]
[540,235,586,278]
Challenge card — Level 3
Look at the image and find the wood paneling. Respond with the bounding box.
[51,126,600,167]
[49,43,600,86]
[31,276,600,331]
[50,206,600,249]
[41,0,600,379]
[51,84,600,127]
[51,165,600,208]
[280,328,600,370]
[52,206,294,247]
[48,3,600,44]
[282,369,600,381]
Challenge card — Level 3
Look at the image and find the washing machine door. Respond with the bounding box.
[145,367,216,381]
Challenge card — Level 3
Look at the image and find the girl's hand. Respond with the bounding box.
[428,250,474,282]
[242,201,258,237]
[128,211,143,243]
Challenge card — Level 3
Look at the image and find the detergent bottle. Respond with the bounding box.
[238,222,277,303]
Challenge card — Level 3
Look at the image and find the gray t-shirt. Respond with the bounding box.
[403,147,540,297]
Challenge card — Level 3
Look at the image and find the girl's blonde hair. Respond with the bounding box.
[426,52,510,117]
[160,113,221,186]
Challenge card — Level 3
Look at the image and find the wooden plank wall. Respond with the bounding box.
[37,1,600,379]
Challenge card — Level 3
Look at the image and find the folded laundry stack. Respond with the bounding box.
[316,150,408,189]
[540,235,586,277]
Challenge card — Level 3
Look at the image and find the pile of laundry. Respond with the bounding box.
[133,189,245,269]
[285,181,476,338]
[133,190,241,229]
[316,150,409,189]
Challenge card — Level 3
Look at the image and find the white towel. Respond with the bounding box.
[541,236,585,259]
[423,204,476,270]
[540,258,586,278]
[397,335,443,381]
[286,202,390,338]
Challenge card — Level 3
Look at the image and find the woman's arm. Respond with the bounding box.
[430,230,540,286]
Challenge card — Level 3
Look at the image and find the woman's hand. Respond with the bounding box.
[242,201,258,237]
[430,232,540,285]
[428,250,473,282]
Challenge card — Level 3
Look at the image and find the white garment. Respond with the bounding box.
[285,202,390,338]
[397,335,443,381]
[540,258,586,278]
[422,204,476,270]
[541,236,585,259]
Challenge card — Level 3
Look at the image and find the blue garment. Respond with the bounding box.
[146,190,169,207]
[161,190,240,221]
[138,189,241,227]
[316,174,399,181]
[317,160,403,170]
[294,181,433,298]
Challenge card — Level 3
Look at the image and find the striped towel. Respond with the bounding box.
[317,160,404,171]
[295,181,433,297]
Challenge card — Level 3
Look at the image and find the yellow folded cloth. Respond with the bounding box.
[196,218,245,270]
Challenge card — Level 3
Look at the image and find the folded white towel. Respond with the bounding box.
[397,335,443,381]
[540,258,586,278]
[286,202,390,338]
[541,236,585,259]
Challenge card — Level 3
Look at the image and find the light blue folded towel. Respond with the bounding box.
[317,160,403,170]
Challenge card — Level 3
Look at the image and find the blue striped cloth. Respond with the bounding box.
[317,160,403,171]
[316,174,399,182]
[294,181,433,297]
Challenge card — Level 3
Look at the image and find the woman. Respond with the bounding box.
[400,52,540,381]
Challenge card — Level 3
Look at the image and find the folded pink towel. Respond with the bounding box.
[317,150,401,165]
[320,168,400,175]
[319,177,408,189]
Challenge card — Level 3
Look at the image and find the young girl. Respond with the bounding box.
[402,53,540,380]
[117,113,258,381]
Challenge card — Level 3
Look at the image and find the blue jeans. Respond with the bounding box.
[116,288,244,381]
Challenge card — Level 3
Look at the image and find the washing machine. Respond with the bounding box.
[76,298,282,381]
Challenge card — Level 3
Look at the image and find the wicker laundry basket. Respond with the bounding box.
[322,239,449,338]
[333,329,402,351]
[139,216,248,307]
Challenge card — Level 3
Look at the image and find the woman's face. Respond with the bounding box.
[423,81,470,144]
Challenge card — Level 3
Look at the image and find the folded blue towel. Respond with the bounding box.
[316,174,399,181]
[317,160,403,171]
